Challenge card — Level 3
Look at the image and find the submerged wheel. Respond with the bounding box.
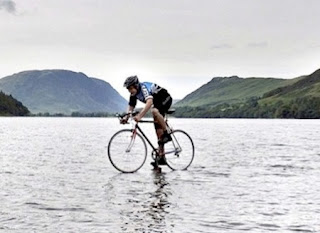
[165,130,194,170]
[108,129,147,173]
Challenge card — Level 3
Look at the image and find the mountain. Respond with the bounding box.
[262,69,320,100]
[0,91,29,116]
[172,99,181,105]
[254,68,320,118]
[175,75,301,107]
[173,69,320,118]
[0,70,127,114]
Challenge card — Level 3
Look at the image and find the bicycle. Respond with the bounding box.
[108,109,195,173]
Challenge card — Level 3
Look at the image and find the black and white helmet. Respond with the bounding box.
[124,75,139,89]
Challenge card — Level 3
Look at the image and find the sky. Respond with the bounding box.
[1,0,320,100]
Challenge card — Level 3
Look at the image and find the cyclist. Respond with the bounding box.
[121,75,172,166]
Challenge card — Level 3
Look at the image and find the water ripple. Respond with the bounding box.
[1,118,320,232]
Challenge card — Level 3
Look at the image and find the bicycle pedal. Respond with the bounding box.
[150,161,158,167]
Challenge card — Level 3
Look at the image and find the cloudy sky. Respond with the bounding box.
[1,0,320,99]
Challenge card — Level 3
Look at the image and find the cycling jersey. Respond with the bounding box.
[129,82,168,107]
[129,81,172,127]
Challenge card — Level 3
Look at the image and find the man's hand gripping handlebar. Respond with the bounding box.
[117,111,139,124]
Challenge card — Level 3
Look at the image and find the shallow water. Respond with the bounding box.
[1,118,320,232]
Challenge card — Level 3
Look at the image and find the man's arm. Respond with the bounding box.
[120,105,135,124]
[134,98,153,122]
[127,105,134,113]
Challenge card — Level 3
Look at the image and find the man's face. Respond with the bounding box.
[128,85,138,96]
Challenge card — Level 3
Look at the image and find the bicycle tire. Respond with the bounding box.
[108,129,147,173]
[165,129,194,170]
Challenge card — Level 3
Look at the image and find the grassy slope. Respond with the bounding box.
[176,76,301,107]
[259,69,320,105]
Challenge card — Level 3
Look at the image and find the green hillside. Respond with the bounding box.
[261,69,320,102]
[0,70,127,115]
[254,69,320,118]
[173,69,320,118]
[0,91,30,116]
[176,76,300,107]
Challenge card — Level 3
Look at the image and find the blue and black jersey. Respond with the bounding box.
[129,82,172,115]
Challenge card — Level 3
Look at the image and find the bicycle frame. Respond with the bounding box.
[132,119,182,158]
[134,123,158,154]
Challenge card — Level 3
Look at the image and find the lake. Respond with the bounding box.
[1,117,320,232]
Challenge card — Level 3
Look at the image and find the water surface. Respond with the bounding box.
[1,118,320,232]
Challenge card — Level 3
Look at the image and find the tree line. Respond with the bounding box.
[173,96,320,119]
[0,91,30,116]
[31,112,112,117]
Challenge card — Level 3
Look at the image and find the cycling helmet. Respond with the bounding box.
[124,75,139,89]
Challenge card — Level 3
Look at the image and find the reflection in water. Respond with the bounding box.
[105,172,172,233]
[146,172,171,231]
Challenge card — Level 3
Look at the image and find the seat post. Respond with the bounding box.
[165,108,175,122]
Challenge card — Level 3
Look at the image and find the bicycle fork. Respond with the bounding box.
[125,128,137,153]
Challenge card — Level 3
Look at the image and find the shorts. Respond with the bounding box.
[152,89,172,129]
[153,89,172,116]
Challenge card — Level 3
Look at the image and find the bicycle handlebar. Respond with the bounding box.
[116,111,139,119]
[116,111,140,124]
[116,111,156,124]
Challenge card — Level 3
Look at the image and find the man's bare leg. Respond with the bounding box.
[152,108,166,160]
[156,129,164,155]
[152,108,167,131]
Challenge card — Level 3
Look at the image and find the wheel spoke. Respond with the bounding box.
[165,130,194,170]
[108,129,147,173]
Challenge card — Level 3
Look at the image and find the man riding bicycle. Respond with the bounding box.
[121,76,173,167]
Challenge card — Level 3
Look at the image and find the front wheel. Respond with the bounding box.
[108,129,147,173]
[165,130,194,170]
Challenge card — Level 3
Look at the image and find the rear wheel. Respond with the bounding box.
[164,130,194,170]
[108,129,147,173]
